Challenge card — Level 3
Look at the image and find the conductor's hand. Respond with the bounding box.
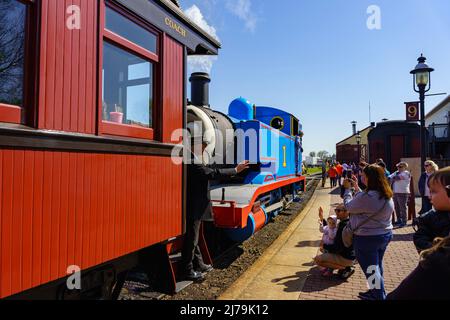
[236,160,250,174]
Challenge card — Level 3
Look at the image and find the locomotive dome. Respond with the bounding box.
[228,97,254,121]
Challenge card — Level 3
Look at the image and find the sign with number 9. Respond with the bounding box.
[405,102,419,121]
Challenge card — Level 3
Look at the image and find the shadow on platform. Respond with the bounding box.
[328,187,342,195]
[271,267,347,293]
[295,240,322,248]
[299,268,348,293]
[271,270,310,293]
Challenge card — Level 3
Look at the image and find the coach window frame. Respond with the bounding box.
[0,0,38,126]
[98,0,162,141]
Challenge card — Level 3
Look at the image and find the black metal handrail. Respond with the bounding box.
[431,159,450,169]
[428,123,450,140]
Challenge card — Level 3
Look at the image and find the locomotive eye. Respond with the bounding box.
[270,117,284,130]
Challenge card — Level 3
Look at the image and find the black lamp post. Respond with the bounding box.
[356,133,362,162]
[410,54,434,173]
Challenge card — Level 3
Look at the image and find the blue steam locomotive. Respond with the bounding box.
[187,73,306,243]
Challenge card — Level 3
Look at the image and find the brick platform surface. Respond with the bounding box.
[298,187,419,300]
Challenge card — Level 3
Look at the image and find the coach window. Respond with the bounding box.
[100,3,159,140]
[0,0,35,125]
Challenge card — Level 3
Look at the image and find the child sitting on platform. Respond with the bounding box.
[318,207,338,276]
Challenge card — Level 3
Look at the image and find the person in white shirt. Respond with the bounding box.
[388,162,411,228]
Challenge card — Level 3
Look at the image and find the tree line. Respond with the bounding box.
[308,151,336,162]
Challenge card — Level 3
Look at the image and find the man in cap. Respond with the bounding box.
[389,162,411,228]
[181,122,250,281]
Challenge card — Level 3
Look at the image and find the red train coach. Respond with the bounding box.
[0,0,220,299]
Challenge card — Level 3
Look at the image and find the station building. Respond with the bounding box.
[336,122,373,165]
[426,95,450,166]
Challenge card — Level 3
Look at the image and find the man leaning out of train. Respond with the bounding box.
[181,123,250,281]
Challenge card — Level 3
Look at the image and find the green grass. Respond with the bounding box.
[304,167,322,175]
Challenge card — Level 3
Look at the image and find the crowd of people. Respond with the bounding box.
[184,126,449,299]
[321,161,360,189]
[315,159,450,300]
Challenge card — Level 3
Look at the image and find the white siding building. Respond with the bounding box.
[425,96,450,160]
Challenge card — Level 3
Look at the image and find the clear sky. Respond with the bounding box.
[180,0,450,157]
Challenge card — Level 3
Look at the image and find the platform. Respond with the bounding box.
[219,185,419,300]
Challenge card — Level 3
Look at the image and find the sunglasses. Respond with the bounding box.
[335,208,346,213]
[424,164,431,167]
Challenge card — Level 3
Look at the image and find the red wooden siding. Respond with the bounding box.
[336,144,360,164]
[162,35,184,143]
[410,137,421,157]
[38,0,97,134]
[369,140,386,164]
[390,136,405,171]
[0,149,182,298]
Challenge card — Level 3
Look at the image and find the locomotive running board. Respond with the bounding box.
[211,176,305,209]
[210,176,306,228]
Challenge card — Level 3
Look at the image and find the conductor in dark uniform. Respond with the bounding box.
[181,123,250,281]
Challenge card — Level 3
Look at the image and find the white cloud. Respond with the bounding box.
[184,5,219,74]
[226,0,257,32]
[184,5,220,41]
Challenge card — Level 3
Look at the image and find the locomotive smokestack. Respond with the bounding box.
[189,72,211,108]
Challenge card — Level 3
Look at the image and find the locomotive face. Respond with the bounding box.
[270,117,285,130]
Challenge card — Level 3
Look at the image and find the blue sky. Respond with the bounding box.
[181,0,450,157]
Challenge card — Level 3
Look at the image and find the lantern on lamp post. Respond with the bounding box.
[410,54,434,173]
